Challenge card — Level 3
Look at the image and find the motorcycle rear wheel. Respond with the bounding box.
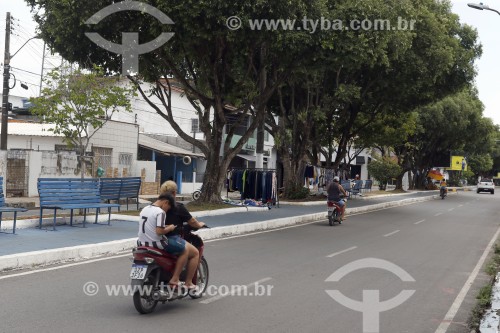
[189,256,209,299]
[133,274,158,314]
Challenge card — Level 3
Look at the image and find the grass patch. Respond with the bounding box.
[468,243,500,332]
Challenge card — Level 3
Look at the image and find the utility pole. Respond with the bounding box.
[1,12,11,150]
[39,41,46,96]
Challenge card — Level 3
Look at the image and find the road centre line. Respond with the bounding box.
[435,224,500,333]
[384,230,400,237]
[199,277,273,304]
[326,246,358,258]
[458,204,463,207]
[448,208,454,212]
[434,212,443,216]
[414,219,426,225]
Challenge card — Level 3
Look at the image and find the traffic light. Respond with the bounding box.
[7,103,12,111]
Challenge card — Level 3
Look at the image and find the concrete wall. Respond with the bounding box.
[27,151,42,197]
[7,135,64,151]
[132,161,157,182]
[89,120,139,170]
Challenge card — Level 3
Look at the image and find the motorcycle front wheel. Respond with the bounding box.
[133,271,158,314]
[189,256,209,299]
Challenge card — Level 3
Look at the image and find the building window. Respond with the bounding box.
[92,146,113,171]
[191,118,199,133]
[356,156,365,165]
[119,153,133,166]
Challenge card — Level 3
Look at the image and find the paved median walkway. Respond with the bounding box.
[0,191,448,271]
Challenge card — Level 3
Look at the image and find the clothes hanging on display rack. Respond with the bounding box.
[227,168,278,205]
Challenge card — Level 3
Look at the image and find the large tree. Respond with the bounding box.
[400,87,496,189]
[26,0,326,202]
[266,0,481,195]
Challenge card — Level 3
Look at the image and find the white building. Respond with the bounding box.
[0,119,158,196]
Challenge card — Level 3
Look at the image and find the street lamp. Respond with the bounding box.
[467,2,500,15]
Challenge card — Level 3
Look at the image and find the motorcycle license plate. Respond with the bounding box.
[130,264,148,280]
[327,207,335,212]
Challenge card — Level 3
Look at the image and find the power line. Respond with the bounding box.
[10,66,41,77]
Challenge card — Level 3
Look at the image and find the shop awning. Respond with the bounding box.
[236,154,256,162]
[138,134,204,158]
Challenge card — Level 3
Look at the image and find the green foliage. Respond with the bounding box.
[468,154,494,176]
[367,157,402,190]
[30,66,134,177]
[31,66,133,150]
[286,183,310,200]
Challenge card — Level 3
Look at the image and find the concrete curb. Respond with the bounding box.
[0,193,444,272]
[479,272,500,333]
[280,191,428,206]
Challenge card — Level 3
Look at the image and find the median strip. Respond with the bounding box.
[0,194,444,272]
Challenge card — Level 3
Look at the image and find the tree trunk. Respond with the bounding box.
[395,173,404,190]
[80,148,86,179]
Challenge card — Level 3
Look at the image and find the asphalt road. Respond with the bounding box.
[0,191,498,333]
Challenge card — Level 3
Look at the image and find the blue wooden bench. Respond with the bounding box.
[99,177,141,211]
[341,180,352,198]
[38,178,120,231]
[0,177,28,234]
[362,179,373,193]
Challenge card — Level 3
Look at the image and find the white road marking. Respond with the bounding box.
[448,208,454,212]
[434,213,443,216]
[434,224,500,333]
[199,277,273,304]
[326,246,358,258]
[384,230,400,237]
[414,219,426,225]
[458,204,463,207]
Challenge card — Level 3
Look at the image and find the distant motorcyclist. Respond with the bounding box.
[439,179,448,196]
[326,176,348,221]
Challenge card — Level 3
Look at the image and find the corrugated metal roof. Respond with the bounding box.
[138,134,204,158]
[0,122,64,137]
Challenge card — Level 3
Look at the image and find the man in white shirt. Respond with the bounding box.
[137,193,188,289]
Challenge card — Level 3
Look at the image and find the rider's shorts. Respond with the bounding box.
[164,235,186,256]
[336,199,346,207]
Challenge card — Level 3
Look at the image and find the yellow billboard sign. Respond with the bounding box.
[449,156,467,171]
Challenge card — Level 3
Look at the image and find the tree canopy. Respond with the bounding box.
[25,0,491,197]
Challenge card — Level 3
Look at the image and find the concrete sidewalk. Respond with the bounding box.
[0,190,451,272]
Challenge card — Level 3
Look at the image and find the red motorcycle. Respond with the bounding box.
[327,199,346,226]
[130,224,209,314]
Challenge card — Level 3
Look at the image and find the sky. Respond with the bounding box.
[0,0,499,125]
